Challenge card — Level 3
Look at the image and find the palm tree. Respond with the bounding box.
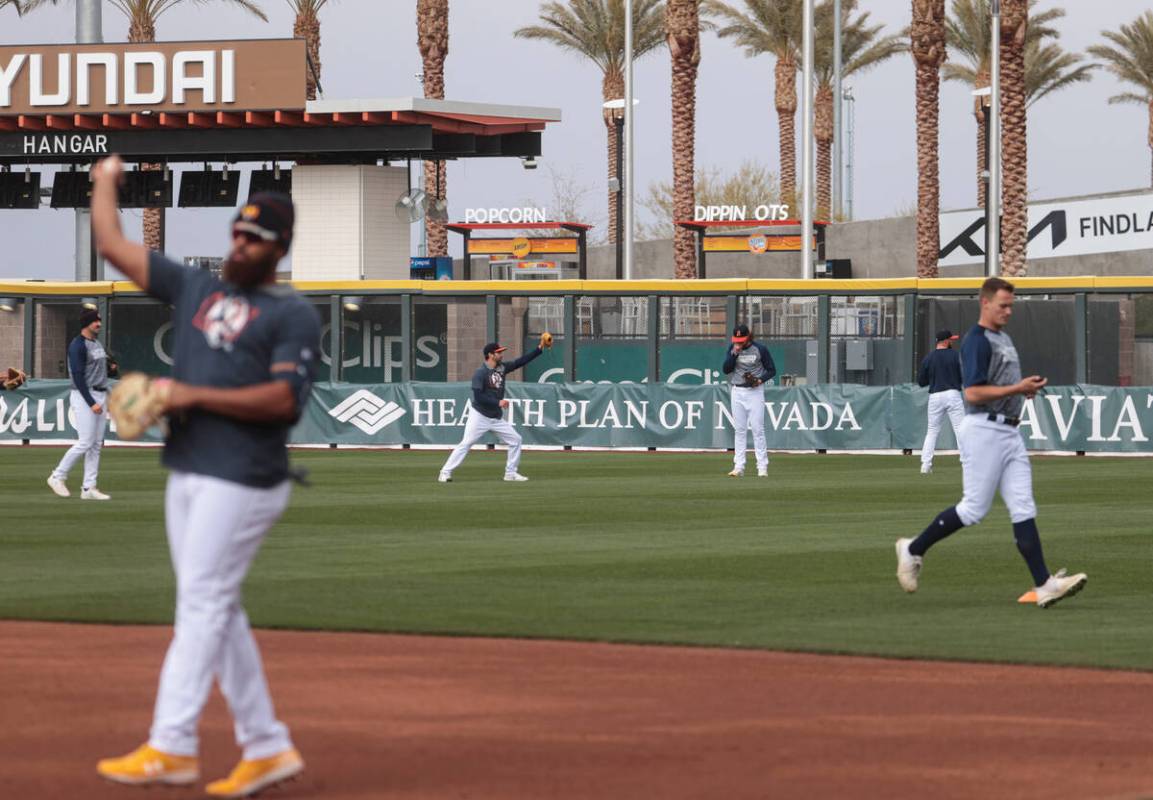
[667,0,701,278]
[911,0,946,278]
[285,0,336,101]
[944,0,1093,207]
[418,0,449,257]
[2,1,26,14]
[705,0,802,210]
[999,0,1027,276]
[515,1,665,248]
[814,0,905,220]
[1088,11,1153,188]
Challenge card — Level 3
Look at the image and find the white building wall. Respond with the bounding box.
[291,165,410,280]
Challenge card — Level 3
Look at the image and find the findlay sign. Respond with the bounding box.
[0,39,306,116]
[938,191,1153,267]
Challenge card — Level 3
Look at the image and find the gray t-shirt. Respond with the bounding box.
[961,324,1023,417]
[146,253,321,487]
[67,335,109,405]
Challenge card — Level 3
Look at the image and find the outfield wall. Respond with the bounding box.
[6,380,1153,454]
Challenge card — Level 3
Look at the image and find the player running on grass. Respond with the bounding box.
[91,155,317,797]
[895,277,1087,608]
[439,336,551,483]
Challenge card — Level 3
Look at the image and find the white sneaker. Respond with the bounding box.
[504,473,529,482]
[757,468,768,478]
[920,464,932,474]
[895,537,923,593]
[727,469,744,478]
[437,473,452,483]
[81,487,111,500]
[1035,570,1087,609]
[47,476,70,498]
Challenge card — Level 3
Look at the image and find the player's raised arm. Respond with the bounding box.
[91,155,150,291]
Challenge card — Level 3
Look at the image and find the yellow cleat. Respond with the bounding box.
[206,749,304,799]
[96,743,199,786]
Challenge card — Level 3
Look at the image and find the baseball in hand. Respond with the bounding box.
[98,155,124,181]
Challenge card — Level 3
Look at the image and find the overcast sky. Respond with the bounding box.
[1,0,1151,279]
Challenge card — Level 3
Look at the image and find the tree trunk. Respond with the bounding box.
[667,0,701,279]
[911,0,946,279]
[775,53,798,211]
[974,69,989,208]
[815,83,834,220]
[999,0,1028,277]
[1147,101,1153,188]
[129,20,161,252]
[603,70,624,245]
[294,8,321,101]
[418,0,449,257]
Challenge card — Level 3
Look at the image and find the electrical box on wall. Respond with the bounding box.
[846,339,873,371]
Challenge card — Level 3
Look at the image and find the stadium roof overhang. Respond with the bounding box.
[0,97,562,165]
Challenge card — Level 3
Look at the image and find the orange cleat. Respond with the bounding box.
[206,748,304,798]
[96,743,199,786]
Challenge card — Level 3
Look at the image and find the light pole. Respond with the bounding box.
[624,0,635,280]
[76,0,102,281]
[801,0,815,279]
[832,0,843,221]
[987,0,1002,278]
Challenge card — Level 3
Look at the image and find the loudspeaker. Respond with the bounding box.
[0,171,41,209]
[248,168,292,197]
[827,258,853,279]
[50,171,92,208]
[178,170,240,207]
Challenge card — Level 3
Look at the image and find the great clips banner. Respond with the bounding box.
[5,381,1153,453]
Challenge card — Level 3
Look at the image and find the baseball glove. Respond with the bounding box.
[540,331,554,349]
[108,372,172,441]
[741,373,763,388]
[3,368,26,390]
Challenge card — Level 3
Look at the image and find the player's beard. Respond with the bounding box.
[223,253,278,289]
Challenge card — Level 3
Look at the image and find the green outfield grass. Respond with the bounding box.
[1,446,1148,670]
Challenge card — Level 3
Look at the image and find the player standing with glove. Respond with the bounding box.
[722,324,776,478]
[91,155,318,798]
[47,308,112,500]
[438,334,551,483]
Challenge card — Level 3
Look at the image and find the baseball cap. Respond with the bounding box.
[483,342,508,357]
[731,324,751,343]
[935,329,960,342]
[234,192,295,247]
[80,309,101,327]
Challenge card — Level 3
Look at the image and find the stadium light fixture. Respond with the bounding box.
[0,298,16,312]
[81,297,98,310]
[342,296,363,313]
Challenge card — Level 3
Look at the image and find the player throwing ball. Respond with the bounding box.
[722,324,776,477]
[896,278,1087,608]
[438,336,550,482]
[91,155,318,797]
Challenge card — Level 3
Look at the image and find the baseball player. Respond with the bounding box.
[917,329,965,474]
[896,277,1087,608]
[438,337,549,482]
[47,308,111,500]
[722,324,776,477]
[91,155,318,797]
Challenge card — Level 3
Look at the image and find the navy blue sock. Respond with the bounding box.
[909,506,964,557]
[1013,518,1050,587]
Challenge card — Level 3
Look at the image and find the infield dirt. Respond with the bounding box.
[2,621,1151,800]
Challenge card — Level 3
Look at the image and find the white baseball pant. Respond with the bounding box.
[731,385,768,472]
[921,389,965,468]
[954,415,1038,526]
[148,471,294,760]
[52,389,108,490]
[440,409,523,477]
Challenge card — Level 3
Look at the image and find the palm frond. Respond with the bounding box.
[514,0,665,76]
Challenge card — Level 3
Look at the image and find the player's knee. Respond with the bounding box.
[954,501,987,527]
[1009,505,1037,525]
